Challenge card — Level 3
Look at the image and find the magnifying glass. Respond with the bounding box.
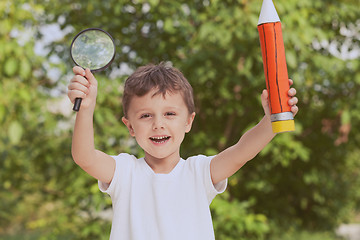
[70,28,116,111]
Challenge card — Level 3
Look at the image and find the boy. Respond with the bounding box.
[67,62,298,239]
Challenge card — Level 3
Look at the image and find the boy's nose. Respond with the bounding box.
[152,116,165,130]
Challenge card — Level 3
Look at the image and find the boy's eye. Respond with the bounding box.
[165,112,176,116]
[140,114,151,119]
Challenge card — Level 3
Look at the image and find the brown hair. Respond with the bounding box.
[122,62,195,118]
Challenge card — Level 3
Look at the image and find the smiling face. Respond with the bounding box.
[122,88,195,166]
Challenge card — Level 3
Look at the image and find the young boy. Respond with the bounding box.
[67,62,298,239]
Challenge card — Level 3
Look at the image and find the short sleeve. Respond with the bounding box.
[98,153,136,198]
[207,156,227,202]
[187,155,227,204]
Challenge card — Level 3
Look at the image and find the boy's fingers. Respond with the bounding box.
[85,68,97,86]
[291,105,298,116]
[288,88,296,96]
[72,75,90,87]
[261,89,268,99]
[73,66,86,76]
[67,89,86,103]
[68,81,89,94]
[288,97,298,106]
[261,89,271,116]
[261,89,269,108]
[289,79,293,86]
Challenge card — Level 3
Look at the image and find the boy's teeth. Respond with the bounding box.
[150,136,170,142]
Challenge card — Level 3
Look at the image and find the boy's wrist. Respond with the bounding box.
[263,114,271,122]
[261,115,276,136]
[77,106,95,118]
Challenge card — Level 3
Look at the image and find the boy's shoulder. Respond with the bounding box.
[112,152,137,160]
[184,154,215,169]
[111,153,139,169]
[185,154,213,161]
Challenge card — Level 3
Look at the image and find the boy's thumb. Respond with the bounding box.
[261,89,268,103]
[85,68,97,85]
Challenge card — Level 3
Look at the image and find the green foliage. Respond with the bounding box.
[0,1,114,238]
[1,0,360,239]
[211,193,270,240]
[270,229,344,240]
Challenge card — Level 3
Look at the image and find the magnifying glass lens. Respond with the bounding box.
[70,28,115,111]
[71,30,115,71]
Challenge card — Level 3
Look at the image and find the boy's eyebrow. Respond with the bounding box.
[133,108,150,114]
[133,106,182,114]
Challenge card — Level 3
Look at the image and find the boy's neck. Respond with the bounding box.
[144,154,181,174]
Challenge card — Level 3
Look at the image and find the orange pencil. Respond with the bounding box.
[258,0,295,133]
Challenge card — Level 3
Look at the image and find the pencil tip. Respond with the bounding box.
[258,0,280,25]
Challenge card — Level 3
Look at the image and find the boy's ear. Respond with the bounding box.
[122,117,135,136]
[185,112,196,133]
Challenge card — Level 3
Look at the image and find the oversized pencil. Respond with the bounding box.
[258,0,295,133]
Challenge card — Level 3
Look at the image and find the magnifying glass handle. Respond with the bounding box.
[73,98,82,111]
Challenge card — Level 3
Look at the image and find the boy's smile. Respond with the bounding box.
[122,88,195,173]
[149,135,171,144]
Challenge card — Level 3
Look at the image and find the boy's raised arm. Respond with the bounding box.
[210,80,298,185]
[68,67,115,184]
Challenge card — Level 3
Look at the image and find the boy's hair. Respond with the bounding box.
[122,62,195,118]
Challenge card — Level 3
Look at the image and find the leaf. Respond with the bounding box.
[4,58,18,77]
[148,0,160,7]
[341,109,351,125]
[20,58,32,79]
[163,18,175,33]
[0,105,4,122]
[286,50,297,69]
[8,121,23,144]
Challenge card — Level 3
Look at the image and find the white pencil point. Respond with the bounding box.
[258,0,280,25]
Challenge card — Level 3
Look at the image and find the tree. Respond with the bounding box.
[1,0,360,239]
[0,1,113,238]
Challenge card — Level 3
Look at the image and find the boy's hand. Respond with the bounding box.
[287,79,299,116]
[67,67,98,112]
[261,79,298,117]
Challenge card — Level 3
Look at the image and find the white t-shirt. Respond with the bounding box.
[99,153,227,240]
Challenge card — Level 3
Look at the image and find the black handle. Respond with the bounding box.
[73,98,82,111]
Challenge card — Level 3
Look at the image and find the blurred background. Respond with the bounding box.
[1,0,360,239]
